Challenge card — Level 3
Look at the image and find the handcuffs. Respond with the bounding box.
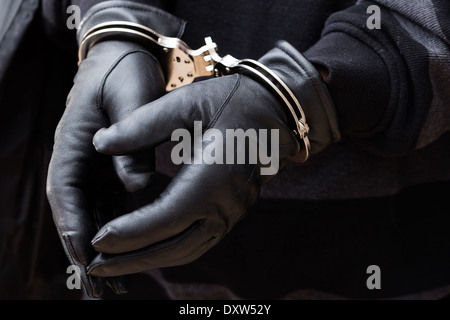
[78,21,311,162]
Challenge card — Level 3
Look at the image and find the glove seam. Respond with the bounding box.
[63,233,84,265]
[64,234,101,297]
[229,165,260,224]
[206,74,242,131]
[96,49,161,110]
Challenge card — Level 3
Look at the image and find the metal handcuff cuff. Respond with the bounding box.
[78,21,311,162]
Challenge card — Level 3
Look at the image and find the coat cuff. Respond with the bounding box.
[304,31,391,139]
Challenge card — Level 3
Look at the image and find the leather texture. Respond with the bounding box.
[46,40,166,298]
[47,1,186,298]
[85,45,340,280]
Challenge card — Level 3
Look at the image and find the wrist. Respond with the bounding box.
[258,41,341,158]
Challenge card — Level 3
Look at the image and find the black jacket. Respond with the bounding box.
[1,0,450,299]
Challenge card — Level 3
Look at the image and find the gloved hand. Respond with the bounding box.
[46,39,165,298]
[86,41,341,278]
[46,2,186,298]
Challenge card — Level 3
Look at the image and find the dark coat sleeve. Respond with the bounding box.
[40,0,172,56]
[304,0,450,157]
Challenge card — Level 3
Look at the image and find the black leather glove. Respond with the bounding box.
[86,41,341,278]
[46,2,185,298]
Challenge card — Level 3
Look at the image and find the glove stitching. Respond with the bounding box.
[206,75,264,230]
[205,74,242,131]
[64,234,98,297]
[231,165,260,201]
[225,165,260,231]
[63,233,83,265]
[96,49,161,110]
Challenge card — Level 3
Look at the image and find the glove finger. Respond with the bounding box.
[90,152,250,255]
[102,50,165,192]
[47,165,106,298]
[112,150,155,193]
[106,276,129,295]
[87,219,223,277]
[47,91,110,298]
[89,162,227,254]
[93,177,131,296]
[93,76,239,155]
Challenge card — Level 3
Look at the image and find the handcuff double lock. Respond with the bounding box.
[78,21,311,162]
